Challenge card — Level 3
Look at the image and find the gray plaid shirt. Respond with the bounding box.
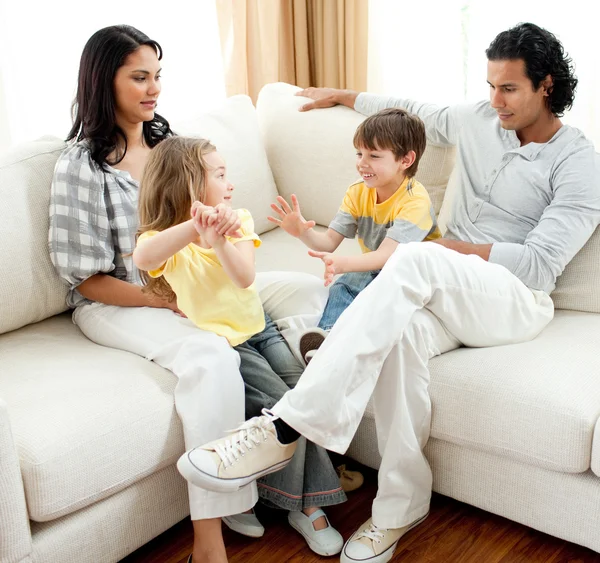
[49,141,141,307]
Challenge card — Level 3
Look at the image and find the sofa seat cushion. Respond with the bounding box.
[427,309,600,473]
[0,314,183,522]
[591,418,600,478]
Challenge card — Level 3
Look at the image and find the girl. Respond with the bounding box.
[133,136,347,557]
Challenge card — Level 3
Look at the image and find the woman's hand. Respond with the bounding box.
[268,194,316,238]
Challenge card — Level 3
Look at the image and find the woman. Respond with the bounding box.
[48,25,345,563]
[48,25,254,563]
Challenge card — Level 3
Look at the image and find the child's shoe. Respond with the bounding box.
[299,327,330,364]
[288,509,343,556]
[222,509,265,537]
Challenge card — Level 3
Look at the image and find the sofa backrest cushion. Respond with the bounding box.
[0,137,69,335]
[552,226,600,313]
[0,96,278,335]
[172,95,278,235]
[255,82,456,228]
[549,152,600,313]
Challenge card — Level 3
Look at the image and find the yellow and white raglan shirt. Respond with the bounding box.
[329,177,441,253]
[138,209,265,346]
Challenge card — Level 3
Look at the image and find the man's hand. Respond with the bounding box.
[295,87,359,112]
[432,238,492,261]
[308,250,346,287]
[268,195,316,238]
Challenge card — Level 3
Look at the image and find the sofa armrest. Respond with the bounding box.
[0,399,33,562]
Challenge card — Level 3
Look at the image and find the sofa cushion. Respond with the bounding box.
[256,82,456,228]
[0,137,69,335]
[427,309,600,473]
[171,95,278,235]
[552,227,600,313]
[591,417,600,478]
[0,314,183,522]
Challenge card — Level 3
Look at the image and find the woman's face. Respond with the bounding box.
[113,45,162,128]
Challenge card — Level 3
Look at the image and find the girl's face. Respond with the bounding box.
[203,151,234,207]
[113,45,162,128]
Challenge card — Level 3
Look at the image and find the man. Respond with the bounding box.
[177,23,600,563]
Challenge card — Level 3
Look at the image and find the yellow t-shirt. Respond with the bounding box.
[138,209,265,346]
[329,177,441,253]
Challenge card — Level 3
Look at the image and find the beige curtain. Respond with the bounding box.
[216,0,368,102]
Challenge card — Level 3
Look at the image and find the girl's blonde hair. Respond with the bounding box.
[137,136,217,302]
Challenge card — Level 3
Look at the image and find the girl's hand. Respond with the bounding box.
[268,194,316,238]
[203,225,225,248]
[213,203,242,237]
[192,205,218,234]
[308,250,345,287]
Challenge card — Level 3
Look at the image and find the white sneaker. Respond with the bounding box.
[299,327,330,364]
[288,509,343,556]
[222,509,265,538]
[340,514,428,563]
[176,409,298,493]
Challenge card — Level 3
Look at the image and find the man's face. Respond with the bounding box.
[487,59,551,133]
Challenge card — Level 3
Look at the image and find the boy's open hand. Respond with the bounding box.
[268,194,316,238]
[308,250,344,287]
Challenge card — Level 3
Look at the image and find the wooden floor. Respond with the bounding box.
[121,464,600,563]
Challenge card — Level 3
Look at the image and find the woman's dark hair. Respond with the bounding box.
[485,22,577,117]
[67,25,172,166]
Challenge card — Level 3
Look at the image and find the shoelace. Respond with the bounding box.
[215,409,278,468]
[356,523,387,544]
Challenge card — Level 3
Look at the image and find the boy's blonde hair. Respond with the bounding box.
[137,136,217,302]
[353,108,426,177]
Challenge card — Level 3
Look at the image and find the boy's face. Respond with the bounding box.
[203,151,234,207]
[355,145,405,190]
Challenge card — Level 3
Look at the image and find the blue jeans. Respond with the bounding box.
[235,313,346,511]
[318,271,380,330]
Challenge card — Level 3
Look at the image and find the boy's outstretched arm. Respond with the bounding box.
[268,194,344,252]
[310,238,399,286]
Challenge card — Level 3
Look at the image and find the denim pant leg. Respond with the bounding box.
[318,271,380,330]
[236,314,346,511]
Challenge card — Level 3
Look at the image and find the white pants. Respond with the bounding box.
[272,242,554,529]
[73,271,326,520]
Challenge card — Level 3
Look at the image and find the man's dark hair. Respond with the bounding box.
[486,22,577,117]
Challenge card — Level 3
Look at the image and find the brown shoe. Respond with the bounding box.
[299,327,329,364]
[337,464,364,492]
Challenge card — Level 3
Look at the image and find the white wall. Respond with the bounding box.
[0,0,226,150]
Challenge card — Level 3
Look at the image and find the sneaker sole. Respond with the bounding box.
[340,512,429,563]
[288,515,343,556]
[299,332,327,364]
[222,516,265,538]
[177,454,292,493]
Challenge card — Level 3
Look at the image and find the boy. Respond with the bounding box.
[268,108,440,363]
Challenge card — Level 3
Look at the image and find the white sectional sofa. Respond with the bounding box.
[1,82,599,563]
